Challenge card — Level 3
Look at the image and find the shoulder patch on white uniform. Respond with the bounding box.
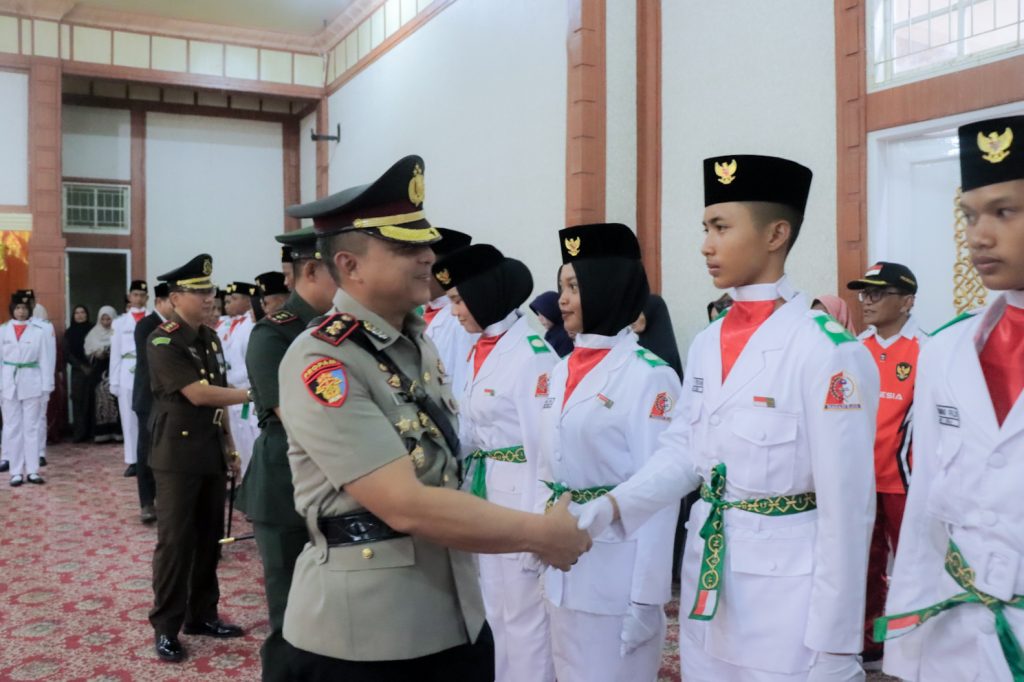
[526,335,550,354]
[811,314,857,345]
[824,371,861,410]
[636,349,668,367]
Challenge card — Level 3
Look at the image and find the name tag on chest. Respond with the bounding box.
[937,404,960,428]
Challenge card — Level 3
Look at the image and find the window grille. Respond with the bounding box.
[63,182,130,233]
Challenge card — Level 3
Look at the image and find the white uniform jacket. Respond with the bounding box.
[109,310,141,397]
[0,321,53,400]
[540,328,682,615]
[460,313,557,514]
[224,312,255,388]
[611,293,879,674]
[884,293,1024,682]
[425,299,478,405]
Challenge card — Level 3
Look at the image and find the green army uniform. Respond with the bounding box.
[237,285,318,682]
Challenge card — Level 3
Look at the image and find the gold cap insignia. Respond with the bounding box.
[715,159,738,185]
[435,269,451,285]
[202,258,213,276]
[564,237,581,258]
[978,128,1013,164]
[408,163,425,207]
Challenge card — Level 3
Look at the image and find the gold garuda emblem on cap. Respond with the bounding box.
[978,128,1013,164]
[715,159,738,185]
[202,258,213,275]
[435,269,451,285]
[564,237,581,257]
[408,164,425,207]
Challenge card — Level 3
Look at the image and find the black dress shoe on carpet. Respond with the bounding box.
[0,460,8,472]
[123,464,136,477]
[140,505,157,524]
[183,619,244,638]
[39,456,46,467]
[26,474,45,484]
[10,475,23,487]
[154,634,185,662]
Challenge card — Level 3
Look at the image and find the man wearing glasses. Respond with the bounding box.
[846,261,925,671]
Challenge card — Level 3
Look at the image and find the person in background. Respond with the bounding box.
[214,289,230,342]
[812,294,858,335]
[255,271,290,317]
[64,304,94,443]
[845,261,924,671]
[133,283,173,524]
[530,290,573,358]
[29,301,56,467]
[111,280,150,477]
[2,292,53,485]
[86,305,120,444]
[280,245,295,292]
[223,282,259,475]
[425,228,478,401]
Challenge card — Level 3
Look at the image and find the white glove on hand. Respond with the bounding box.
[806,653,864,682]
[620,602,663,657]
[520,552,545,574]
[575,496,615,538]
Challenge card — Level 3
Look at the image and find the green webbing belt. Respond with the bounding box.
[874,540,1024,680]
[690,462,816,621]
[543,480,616,510]
[3,360,39,379]
[465,445,526,499]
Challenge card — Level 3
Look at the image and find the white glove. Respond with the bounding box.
[520,552,545,574]
[575,496,615,538]
[806,653,864,682]
[620,602,663,657]
[109,385,120,398]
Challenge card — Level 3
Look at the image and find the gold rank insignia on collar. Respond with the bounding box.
[978,127,1013,164]
[564,237,581,257]
[362,320,390,342]
[715,158,738,185]
[269,310,297,324]
[160,321,179,333]
[311,313,359,346]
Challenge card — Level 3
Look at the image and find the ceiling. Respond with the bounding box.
[72,0,360,36]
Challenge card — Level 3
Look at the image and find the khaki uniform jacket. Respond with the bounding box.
[278,289,485,661]
[147,313,229,475]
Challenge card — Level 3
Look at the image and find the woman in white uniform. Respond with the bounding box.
[431,243,557,682]
[538,223,682,682]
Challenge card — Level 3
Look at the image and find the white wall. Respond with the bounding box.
[62,105,132,181]
[605,0,637,225]
[326,0,568,295]
[146,112,284,284]
[0,69,29,206]
[661,1,838,351]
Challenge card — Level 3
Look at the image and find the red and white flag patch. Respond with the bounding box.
[692,589,718,618]
[649,392,673,420]
[303,358,349,408]
[824,371,861,410]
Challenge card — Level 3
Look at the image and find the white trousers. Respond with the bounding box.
[479,553,554,682]
[680,626,811,682]
[546,601,665,682]
[2,397,41,477]
[36,394,49,458]
[117,384,138,464]
[228,403,258,476]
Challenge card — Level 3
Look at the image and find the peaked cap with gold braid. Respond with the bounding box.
[158,253,215,291]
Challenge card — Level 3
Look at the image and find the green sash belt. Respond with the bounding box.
[465,445,526,499]
[121,352,136,359]
[690,462,816,621]
[874,540,1024,680]
[543,480,615,510]
[3,360,39,379]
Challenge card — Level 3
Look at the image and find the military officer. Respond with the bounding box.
[255,271,290,317]
[223,281,259,474]
[277,155,590,681]
[425,228,478,402]
[133,283,173,523]
[238,227,337,682]
[577,156,880,682]
[281,245,295,291]
[20,290,55,469]
[146,254,249,663]
[111,279,149,477]
[880,116,1024,682]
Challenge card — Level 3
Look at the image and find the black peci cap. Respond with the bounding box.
[153,283,170,298]
[256,271,289,297]
[559,223,642,264]
[703,154,813,214]
[958,116,1024,192]
[129,280,148,293]
[432,244,504,290]
[225,282,257,297]
[431,228,472,257]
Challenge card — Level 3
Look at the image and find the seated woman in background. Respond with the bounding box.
[64,305,93,443]
[84,305,120,444]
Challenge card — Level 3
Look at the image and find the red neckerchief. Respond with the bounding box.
[719,300,776,381]
[980,304,1024,426]
[472,333,505,379]
[423,305,442,326]
[228,315,245,337]
[13,322,27,341]
[131,310,145,322]
[563,347,611,407]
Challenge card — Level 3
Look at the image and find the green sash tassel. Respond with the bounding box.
[465,446,526,500]
[241,402,250,419]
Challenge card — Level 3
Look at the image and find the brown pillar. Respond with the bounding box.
[566,0,606,227]
[283,118,301,231]
[636,0,661,293]
[130,109,146,280]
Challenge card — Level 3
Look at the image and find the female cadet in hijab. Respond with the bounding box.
[530,291,573,357]
[632,294,683,379]
[535,223,682,682]
[85,305,120,443]
[64,305,93,441]
[432,244,558,682]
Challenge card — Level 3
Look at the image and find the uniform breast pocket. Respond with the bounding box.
[726,409,799,493]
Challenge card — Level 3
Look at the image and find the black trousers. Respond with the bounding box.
[149,470,226,636]
[133,410,156,508]
[285,623,495,682]
[70,365,94,441]
[253,521,308,682]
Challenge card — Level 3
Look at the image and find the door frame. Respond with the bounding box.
[64,246,131,326]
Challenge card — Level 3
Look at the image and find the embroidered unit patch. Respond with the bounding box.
[824,371,861,410]
[302,358,348,407]
[649,392,673,419]
[535,373,550,397]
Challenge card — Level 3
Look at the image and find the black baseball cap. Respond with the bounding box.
[846,261,917,294]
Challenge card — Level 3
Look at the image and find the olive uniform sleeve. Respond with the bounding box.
[246,322,292,413]
[148,335,202,395]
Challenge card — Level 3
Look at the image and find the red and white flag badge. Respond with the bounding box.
[865,264,883,277]
[649,392,674,420]
[824,371,861,410]
[692,589,718,618]
[597,393,614,409]
[303,358,349,408]
[535,373,550,397]
[752,396,776,408]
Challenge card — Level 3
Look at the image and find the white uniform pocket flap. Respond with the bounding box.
[730,537,813,577]
[327,536,416,572]
[730,410,798,447]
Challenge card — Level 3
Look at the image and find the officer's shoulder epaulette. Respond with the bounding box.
[159,321,180,333]
[311,312,360,347]
[526,334,551,354]
[268,310,299,325]
[810,313,857,345]
[636,348,668,367]
[929,310,976,337]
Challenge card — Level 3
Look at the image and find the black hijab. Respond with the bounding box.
[530,290,573,357]
[637,294,683,379]
[460,259,534,329]
[65,305,91,363]
[569,258,649,337]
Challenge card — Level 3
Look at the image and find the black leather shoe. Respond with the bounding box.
[183,619,244,638]
[39,456,46,467]
[26,474,45,485]
[123,464,137,477]
[154,634,185,662]
[0,460,8,472]
[140,505,157,524]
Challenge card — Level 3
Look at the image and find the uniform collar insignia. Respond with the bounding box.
[362,320,391,342]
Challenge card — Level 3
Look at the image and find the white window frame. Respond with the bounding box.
[62,181,132,235]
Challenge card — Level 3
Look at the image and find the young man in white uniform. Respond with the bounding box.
[110,280,149,477]
[577,155,879,682]
[879,115,1024,682]
[425,228,479,403]
[223,281,258,475]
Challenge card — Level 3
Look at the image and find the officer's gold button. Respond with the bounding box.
[362,548,374,560]
[199,379,209,385]
[181,430,189,437]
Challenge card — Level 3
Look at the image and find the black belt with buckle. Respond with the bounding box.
[318,511,407,547]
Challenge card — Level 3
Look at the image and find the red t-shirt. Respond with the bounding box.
[862,334,920,494]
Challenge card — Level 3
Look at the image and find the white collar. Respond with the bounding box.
[729,275,796,302]
[128,307,145,314]
[427,295,449,310]
[1007,289,1024,309]
[482,310,520,338]
[12,320,27,326]
[860,314,922,343]
[574,327,634,350]
[157,310,167,322]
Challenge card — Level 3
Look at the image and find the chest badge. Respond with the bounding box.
[692,377,704,393]
[597,393,614,409]
[752,396,776,408]
[535,373,550,397]
[896,362,912,381]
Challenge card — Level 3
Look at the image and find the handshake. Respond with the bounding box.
[526,493,618,571]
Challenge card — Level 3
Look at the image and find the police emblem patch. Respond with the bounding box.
[649,392,673,420]
[896,362,912,381]
[824,371,861,410]
[535,373,550,397]
[303,358,348,407]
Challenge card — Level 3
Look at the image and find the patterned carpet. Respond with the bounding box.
[0,442,896,681]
